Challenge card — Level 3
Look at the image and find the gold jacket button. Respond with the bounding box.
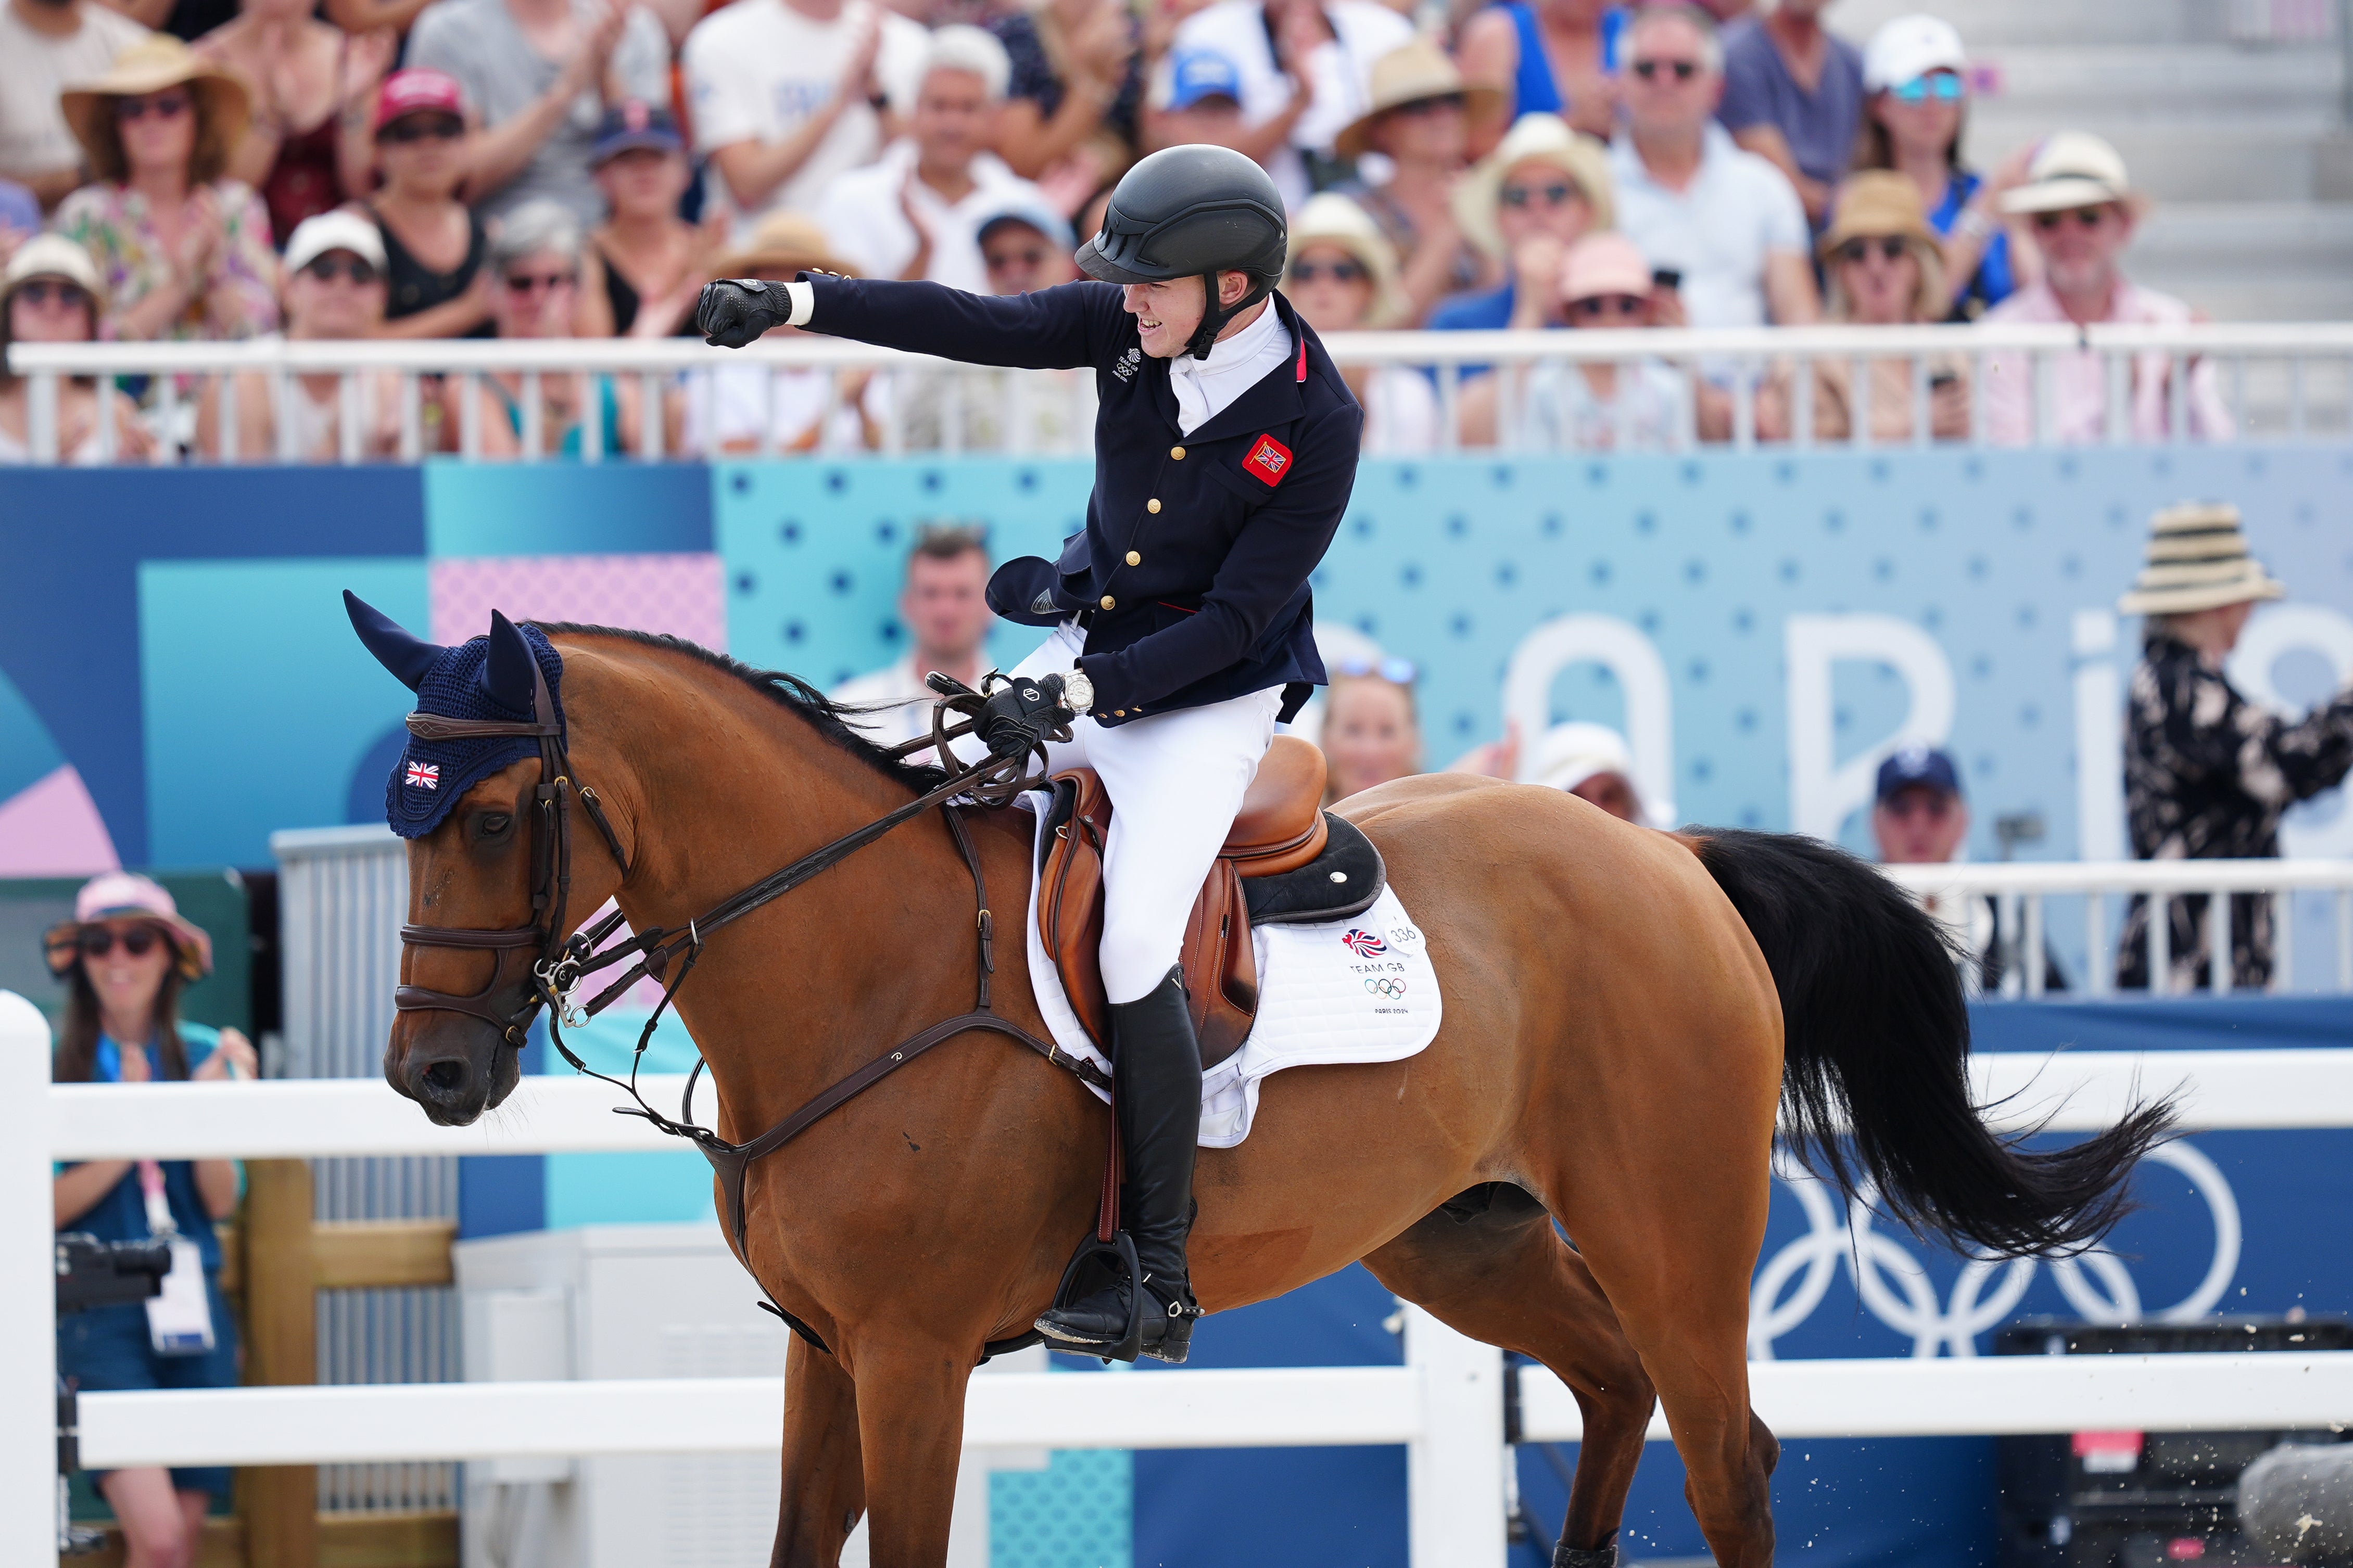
[1099,594,1116,610]
[1170,445,1185,460]
[1125,550,1142,566]
[1146,498,1161,514]
[1114,710,1127,717]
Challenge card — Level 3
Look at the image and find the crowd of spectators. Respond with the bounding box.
[0,0,2237,460]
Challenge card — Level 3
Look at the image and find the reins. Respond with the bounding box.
[394,659,1118,1351]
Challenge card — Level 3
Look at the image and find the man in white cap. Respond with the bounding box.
[1979,131,2230,445]
[2117,502,2353,991]
[198,211,401,460]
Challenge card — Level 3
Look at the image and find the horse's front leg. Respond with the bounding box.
[846,1333,971,1567]
[771,1332,865,1568]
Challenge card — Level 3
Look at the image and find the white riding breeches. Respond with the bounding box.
[1008,622,1282,1005]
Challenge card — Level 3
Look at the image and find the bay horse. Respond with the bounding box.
[376,620,2169,1568]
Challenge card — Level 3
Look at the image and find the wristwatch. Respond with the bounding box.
[1059,670,1095,713]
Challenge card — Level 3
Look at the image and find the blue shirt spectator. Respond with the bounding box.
[1715,0,1864,229]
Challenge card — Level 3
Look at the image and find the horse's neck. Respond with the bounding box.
[588,655,1016,1138]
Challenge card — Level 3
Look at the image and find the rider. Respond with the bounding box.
[699,145,1363,1363]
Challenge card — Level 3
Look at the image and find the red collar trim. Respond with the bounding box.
[1295,335,1307,383]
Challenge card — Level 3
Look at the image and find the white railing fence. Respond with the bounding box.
[13,989,2353,1567]
[10,321,2352,464]
[1886,859,2353,1000]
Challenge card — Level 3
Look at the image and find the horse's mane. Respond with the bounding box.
[535,623,950,794]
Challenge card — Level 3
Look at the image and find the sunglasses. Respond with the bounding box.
[78,925,167,960]
[303,255,379,286]
[380,116,464,144]
[1500,181,1579,209]
[2032,206,2113,231]
[1630,58,1700,82]
[1890,72,1965,103]
[115,92,191,122]
[1835,236,1911,265]
[14,279,91,310]
[1332,655,1419,685]
[503,270,577,293]
[1569,292,1647,319]
[1291,259,1367,284]
[984,246,1052,270]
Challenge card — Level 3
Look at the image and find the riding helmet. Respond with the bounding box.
[1076,144,1288,360]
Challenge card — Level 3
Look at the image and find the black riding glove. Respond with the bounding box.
[698,279,794,349]
[977,672,1086,757]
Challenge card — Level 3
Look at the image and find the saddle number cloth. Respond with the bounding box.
[1018,795,1442,1147]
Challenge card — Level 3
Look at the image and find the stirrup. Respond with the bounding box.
[1036,1230,1148,1363]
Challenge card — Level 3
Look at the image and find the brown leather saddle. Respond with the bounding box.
[1035,735,1386,1068]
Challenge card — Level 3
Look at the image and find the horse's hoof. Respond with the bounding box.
[1554,1545,1617,1568]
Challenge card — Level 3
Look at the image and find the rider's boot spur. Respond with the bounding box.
[1035,966,1205,1363]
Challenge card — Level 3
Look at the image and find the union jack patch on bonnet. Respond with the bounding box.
[406,761,440,790]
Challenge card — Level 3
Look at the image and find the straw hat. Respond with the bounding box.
[711,212,861,281]
[2117,503,2285,616]
[1282,193,1410,327]
[1335,37,1506,161]
[1817,170,1940,259]
[61,34,250,180]
[2001,130,2147,218]
[1451,112,1615,262]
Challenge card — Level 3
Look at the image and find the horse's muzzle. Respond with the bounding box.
[385,1022,520,1126]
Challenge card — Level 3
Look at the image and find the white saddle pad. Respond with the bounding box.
[1017,796,1443,1148]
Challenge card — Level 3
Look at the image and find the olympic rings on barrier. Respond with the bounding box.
[1749,1141,2241,1359]
[1363,978,1409,998]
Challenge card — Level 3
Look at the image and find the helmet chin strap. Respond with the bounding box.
[1184,271,1272,360]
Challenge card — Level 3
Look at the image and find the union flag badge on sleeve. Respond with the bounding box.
[1243,434,1292,487]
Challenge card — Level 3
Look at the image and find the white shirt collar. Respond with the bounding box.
[1167,298,1292,436]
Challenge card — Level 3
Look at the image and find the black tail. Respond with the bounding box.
[1680,827,2176,1258]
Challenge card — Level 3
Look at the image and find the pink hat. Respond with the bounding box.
[1559,232,1652,304]
[374,68,466,133]
[45,873,213,980]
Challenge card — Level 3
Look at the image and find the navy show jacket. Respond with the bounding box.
[799,275,1364,725]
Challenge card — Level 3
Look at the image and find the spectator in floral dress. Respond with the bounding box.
[2116,503,2353,992]
[55,33,280,341]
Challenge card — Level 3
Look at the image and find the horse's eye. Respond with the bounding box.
[477,813,512,838]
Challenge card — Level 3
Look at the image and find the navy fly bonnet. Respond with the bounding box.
[345,591,566,838]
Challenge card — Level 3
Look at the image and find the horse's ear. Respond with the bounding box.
[483,609,538,713]
[344,590,443,692]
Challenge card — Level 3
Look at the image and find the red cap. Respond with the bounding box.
[373,68,466,132]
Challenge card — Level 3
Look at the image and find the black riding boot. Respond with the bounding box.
[1034,966,1204,1363]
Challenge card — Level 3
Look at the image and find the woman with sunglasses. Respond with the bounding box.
[1331,39,1501,326]
[0,234,150,463]
[456,199,659,457]
[55,34,282,345]
[47,873,256,1568]
[199,210,403,458]
[1462,230,1727,450]
[1760,170,1966,444]
[1856,14,2036,320]
[1280,193,1437,453]
[366,69,494,342]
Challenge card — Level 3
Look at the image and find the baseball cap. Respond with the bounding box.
[976,193,1076,252]
[591,99,684,165]
[4,233,104,299]
[284,210,388,276]
[1167,48,1243,111]
[1875,744,1962,804]
[1559,232,1650,303]
[374,67,465,132]
[1863,15,1967,94]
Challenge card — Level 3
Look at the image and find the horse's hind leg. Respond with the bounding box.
[1361,1184,1658,1567]
[771,1333,865,1567]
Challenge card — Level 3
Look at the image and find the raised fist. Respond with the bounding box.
[698,278,791,349]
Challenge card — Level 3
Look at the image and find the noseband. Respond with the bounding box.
[394,656,1116,1358]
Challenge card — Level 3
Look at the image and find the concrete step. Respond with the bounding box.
[1975,43,2342,111]
[2119,204,2353,320]
[1957,123,2325,201]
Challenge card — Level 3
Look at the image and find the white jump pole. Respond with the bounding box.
[1,992,59,1568]
[1405,1303,1508,1568]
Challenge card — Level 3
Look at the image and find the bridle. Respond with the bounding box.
[392,654,1116,1356]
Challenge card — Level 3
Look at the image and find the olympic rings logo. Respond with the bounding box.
[1750,1141,2241,1360]
[1364,977,1409,998]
